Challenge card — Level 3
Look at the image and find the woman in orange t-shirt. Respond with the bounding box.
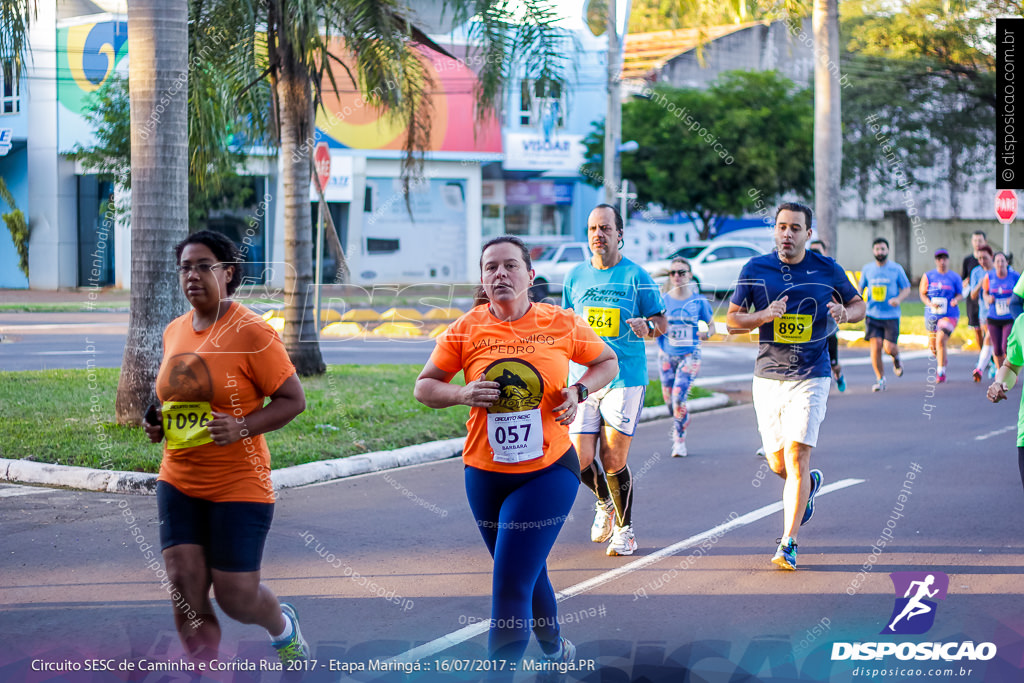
[415,236,618,672]
[142,230,308,664]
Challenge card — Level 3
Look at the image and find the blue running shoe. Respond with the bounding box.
[801,469,823,526]
[836,374,847,392]
[772,538,798,570]
[272,603,310,663]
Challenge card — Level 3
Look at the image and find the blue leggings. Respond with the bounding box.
[658,349,701,445]
[464,460,578,666]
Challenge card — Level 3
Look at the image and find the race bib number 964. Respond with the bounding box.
[585,307,620,337]
[773,314,812,344]
[162,401,213,450]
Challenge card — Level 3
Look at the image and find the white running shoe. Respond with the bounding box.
[606,524,637,556]
[591,499,615,543]
[672,442,687,457]
[872,377,886,392]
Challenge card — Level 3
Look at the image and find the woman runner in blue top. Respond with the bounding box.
[919,248,963,383]
[657,257,715,457]
[983,251,1021,369]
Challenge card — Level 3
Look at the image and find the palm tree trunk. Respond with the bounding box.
[278,61,325,375]
[115,0,188,424]
[813,0,841,252]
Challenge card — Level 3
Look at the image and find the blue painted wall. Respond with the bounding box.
[0,145,29,288]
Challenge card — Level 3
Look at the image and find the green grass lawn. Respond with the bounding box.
[0,367,714,472]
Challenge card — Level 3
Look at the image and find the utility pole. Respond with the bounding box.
[603,0,620,205]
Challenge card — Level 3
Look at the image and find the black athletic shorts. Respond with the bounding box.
[865,317,900,343]
[965,297,980,327]
[157,481,274,572]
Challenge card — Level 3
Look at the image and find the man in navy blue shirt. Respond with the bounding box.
[726,203,865,570]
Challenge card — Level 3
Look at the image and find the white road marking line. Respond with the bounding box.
[0,485,53,498]
[390,478,866,664]
[975,425,1016,441]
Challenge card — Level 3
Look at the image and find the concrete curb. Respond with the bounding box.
[0,393,732,495]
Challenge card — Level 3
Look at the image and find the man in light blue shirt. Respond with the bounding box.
[858,238,912,392]
[564,204,667,557]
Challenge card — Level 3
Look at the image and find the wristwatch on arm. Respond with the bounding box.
[645,319,655,336]
[572,382,589,403]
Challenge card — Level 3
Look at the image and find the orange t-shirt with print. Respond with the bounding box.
[430,302,606,474]
[156,301,295,503]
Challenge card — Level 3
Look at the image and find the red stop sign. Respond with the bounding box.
[996,189,1018,224]
[313,142,331,192]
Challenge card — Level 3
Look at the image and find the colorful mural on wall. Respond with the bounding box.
[57,20,129,116]
[315,46,501,153]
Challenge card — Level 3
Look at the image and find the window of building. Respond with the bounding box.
[518,80,564,129]
[1,60,20,114]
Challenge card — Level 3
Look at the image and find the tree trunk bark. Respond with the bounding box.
[278,63,325,375]
[813,0,842,252]
[116,0,189,425]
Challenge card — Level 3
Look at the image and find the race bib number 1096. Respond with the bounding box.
[162,401,213,450]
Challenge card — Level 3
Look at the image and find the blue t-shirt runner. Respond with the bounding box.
[563,258,665,388]
[658,291,714,356]
[922,270,963,324]
[858,261,911,320]
[731,250,861,380]
[985,269,1021,321]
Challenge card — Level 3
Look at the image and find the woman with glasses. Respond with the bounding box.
[658,257,715,457]
[142,230,310,664]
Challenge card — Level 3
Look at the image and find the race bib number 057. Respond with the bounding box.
[162,401,213,450]
[487,410,544,464]
[585,307,620,337]
[773,314,812,344]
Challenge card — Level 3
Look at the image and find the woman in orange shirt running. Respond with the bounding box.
[415,236,618,674]
[143,230,308,664]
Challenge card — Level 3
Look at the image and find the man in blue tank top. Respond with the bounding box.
[726,203,865,571]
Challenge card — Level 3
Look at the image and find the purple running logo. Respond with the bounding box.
[881,571,949,635]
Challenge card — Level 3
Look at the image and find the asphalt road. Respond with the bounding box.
[1,349,1023,682]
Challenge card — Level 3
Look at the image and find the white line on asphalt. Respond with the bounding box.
[390,477,866,664]
[0,485,53,498]
[975,425,1016,441]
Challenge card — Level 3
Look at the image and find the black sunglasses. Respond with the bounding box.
[668,269,691,276]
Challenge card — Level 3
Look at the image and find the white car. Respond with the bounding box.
[643,240,768,295]
[529,242,589,299]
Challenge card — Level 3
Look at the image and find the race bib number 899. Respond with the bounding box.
[773,314,812,344]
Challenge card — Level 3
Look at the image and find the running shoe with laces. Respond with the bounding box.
[836,373,847,392]
[591,499,615,543]
[937,372,947,384]
[801,469,823,526]
[772,538,798,570]
[972,368,982,382]
[671,441,687,458]
[272,603,310,663]
[872,377,886,392]
[893,356,903,377]
[606,524,637,556]
[543,636,576,664]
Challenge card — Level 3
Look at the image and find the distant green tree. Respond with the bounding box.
[0,178,28,278]
[843,0,997,217]
[72,74,255,230]
[583,70,813,239]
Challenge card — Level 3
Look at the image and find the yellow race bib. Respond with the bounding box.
[773,314,812,344]
[162,401,214,450]
[585,307,620,337]
[871,285,887,303]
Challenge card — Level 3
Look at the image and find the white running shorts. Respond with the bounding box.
[752,376,830,453]
[569,385,646,437]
